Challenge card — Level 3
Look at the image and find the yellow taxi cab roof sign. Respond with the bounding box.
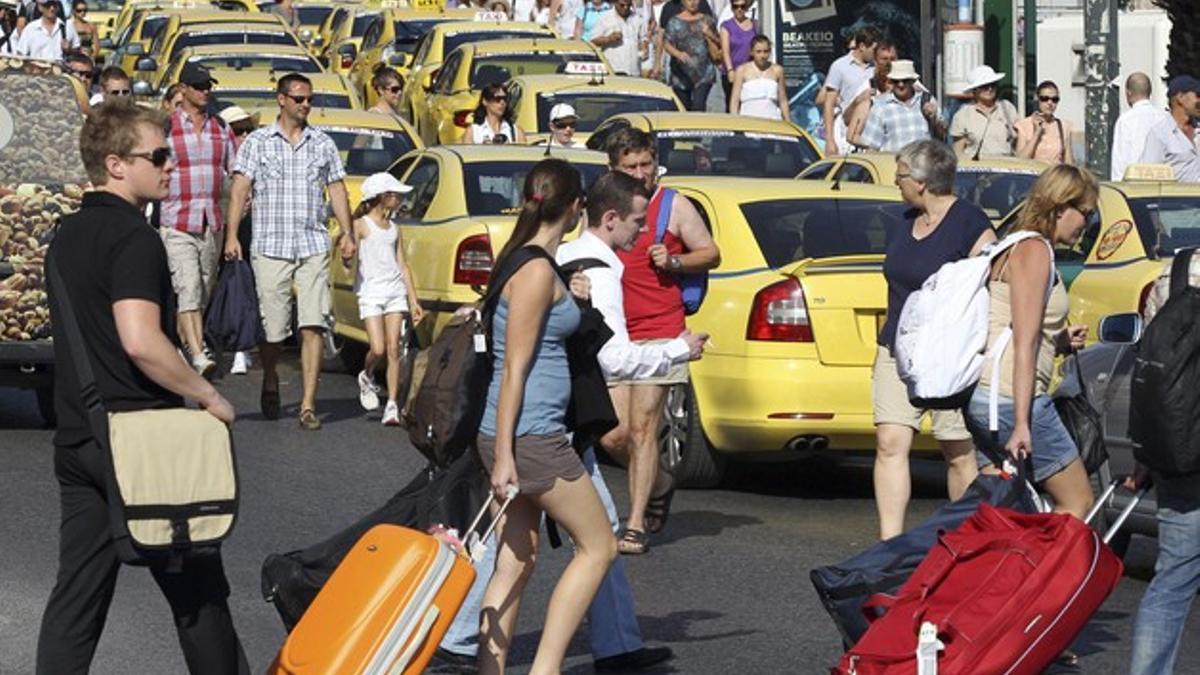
[1123,163,1177,182]
[474,10,507,21]
[563,61,606,76]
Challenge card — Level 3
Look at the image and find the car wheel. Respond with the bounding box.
[35,385,56,428]
[660,383,726,489]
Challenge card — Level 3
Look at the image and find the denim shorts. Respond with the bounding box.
[964,386,1079,483]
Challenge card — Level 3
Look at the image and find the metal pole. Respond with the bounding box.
[1023,0,1036,115]
[1084,0,1119,176]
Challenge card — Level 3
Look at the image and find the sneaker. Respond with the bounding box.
[358,370,381,411]
[230,351,249,375]
[192,353,216,379]
[382,400,401,426]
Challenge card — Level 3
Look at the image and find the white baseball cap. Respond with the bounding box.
[361,172,412,201]
[549,103,577,122]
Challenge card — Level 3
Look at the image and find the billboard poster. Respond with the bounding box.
[776,0,924,147]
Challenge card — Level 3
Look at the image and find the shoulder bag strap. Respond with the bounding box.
[46,254,111,442]
[1169,247,1197,297]
[653,187,674,243]
[1055,119,1065,162]
[971,108,992,162]
[480,245,557,322]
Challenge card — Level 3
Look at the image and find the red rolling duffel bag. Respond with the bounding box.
[832,503,1123,675]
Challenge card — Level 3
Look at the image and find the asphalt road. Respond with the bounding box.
[1,355,1197,674]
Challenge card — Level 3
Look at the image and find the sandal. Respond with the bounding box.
[617,527,649,555]
[644,486,676,535]
[298,408,321,431]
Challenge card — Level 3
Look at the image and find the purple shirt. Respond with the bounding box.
[720,18,756,73]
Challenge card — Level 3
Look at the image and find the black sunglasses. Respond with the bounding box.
[232,126,253,136]
[71,68,94,78]
[386,85,402,93]
[553,120,577,129]
[286,94,313,104]
[127,146,172,168]
[487,95,508,102]
[1039,95,1060,103]
[107,88,131,96]
[189,81,213,92]
[74,6,87,13]
[731,3,747,8]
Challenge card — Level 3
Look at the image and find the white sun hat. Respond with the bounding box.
[963,65,1005,92]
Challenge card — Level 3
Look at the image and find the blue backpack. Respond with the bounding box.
[651,188,707,315]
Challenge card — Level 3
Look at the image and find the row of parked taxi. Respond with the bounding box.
[4,0,1199,492]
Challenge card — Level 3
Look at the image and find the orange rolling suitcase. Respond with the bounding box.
[269,489,515,675]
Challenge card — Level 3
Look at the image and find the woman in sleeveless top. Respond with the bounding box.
[1015,80,1075,165]
[718,0,755,109]
[963,165,1097,519]
[71,0,96,59]
[729,34,788,121]
[476,159,616,675]
[464,82,526,145]
[367,65,403,115]
[352,173,424,426]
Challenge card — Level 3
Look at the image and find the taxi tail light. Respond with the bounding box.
[453,110,473,128]
[454,234,493,286]
[747,277,813,342]
[1138,279,1156,317]
[340,54,353,70]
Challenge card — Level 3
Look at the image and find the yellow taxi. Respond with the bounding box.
[397,18,555,125]
[653,177,915,486]
[347,6,477,107]
[105,3,222,74]
[351,145,609,346]
[315,6,391,75]
[995,170,1200,342]
[85,0,128,48]
[585,111,822,178]
[258,0,356,46]
[206,70,361,109]
[507,72,682,145]
[151,43,324,90]
[134,17,302,83]
[797,152,1050,225]
[417,40,610,146]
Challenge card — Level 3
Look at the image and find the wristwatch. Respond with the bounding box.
[668,254,683,271]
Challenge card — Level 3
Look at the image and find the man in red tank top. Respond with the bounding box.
[600,128,721,554]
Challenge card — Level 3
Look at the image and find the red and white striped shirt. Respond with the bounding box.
[161,107,237,233]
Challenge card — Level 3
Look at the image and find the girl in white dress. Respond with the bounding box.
[353,173,425,425]
[464,83,527,144]
[729,34,788,121]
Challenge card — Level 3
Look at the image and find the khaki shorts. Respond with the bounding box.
[872,345,971,442]
[251,253,331,343]
[160,227,218,313]
[607,339,689,386]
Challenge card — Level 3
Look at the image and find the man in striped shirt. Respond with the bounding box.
[161,63,236,377]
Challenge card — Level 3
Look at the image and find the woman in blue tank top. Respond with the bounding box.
[475,159,618,675]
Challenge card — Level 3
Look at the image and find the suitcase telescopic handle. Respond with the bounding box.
[1084,477,1149,545]
[465,485,518,564]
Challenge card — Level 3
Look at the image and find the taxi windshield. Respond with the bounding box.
[392,20,446,53]
[470,53,601,89]
[954,170,1040,221]
[318,127,418,175]
[170,32,301,62]
[444,30,547,56]
[88,0,124,10]
[1127,196,1200,258]
[139,15,171,41]
[535,93,677,132]
[187,54,321,73]
[296,6,335,25]
[655,130,819,179]
[463,161,606,215]
[351,12,380,36]
[740,198,906,268]
[214,91,353,109]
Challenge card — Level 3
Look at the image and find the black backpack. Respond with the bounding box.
[1130,248,1200,476]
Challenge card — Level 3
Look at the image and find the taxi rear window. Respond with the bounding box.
[470,53,601,89]
[1127,196,1200,258]
[655,130,819,179]
[320,128,418,175]
[444,30,547,56]
[739,199,906,267]
[463,161,606,215]
[296,6,334,25]
[189,54,320,73]
[215,91,352,109]
[172,32,300,62]
[393,20,445,53]
[954,170,1039,221]
[352,13,379,36]
[535,93,677,132]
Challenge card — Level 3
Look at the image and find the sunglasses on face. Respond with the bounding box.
[233,127,252,136]
[127,146,172,168]
[71,68,94,78]
[1039,95,1060,103]
[1072,204,1094,219]
[74,7,86,13]
[732,3,747,8]
[190,81,213,92]
[386,85,402,93]
[553,120,577,129]
[106,88,131,96]
[286,94,313,104]
[487,95,508,102]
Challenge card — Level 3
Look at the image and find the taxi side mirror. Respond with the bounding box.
[135,57,157,72]
[300,29,313,43]
[422,70,436,92]
[1099,313,1143,344]
[125,43,145,56]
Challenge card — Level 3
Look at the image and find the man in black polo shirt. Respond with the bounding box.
[39,100,247,674]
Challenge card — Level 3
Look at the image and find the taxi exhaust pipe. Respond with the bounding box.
[811,436,829,452]
[786,436,811,453]
[785,434,830,454]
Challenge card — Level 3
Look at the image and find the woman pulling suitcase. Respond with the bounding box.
[475,159,618,674]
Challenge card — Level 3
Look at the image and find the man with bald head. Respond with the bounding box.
[1111,72,1171,180]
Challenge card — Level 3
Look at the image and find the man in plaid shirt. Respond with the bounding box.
[856,60,945,153]
[224,72,355,430]
[161,63,236,378]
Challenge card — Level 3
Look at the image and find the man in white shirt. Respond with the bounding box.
[1140,75,1200,183]
[591,0,646,76]
[1112,72,1172,180]
[820,24,879,156]
[14,0,77,60]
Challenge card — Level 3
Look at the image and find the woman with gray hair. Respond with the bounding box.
[871,140,997,540]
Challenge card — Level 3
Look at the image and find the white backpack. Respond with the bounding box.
[893,231,1054,430]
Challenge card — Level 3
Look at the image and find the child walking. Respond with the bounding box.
[354,173,424,425]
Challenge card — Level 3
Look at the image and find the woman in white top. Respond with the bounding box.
[464,83,527,144]
[353,173,425,426]
[729,34,787,120]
